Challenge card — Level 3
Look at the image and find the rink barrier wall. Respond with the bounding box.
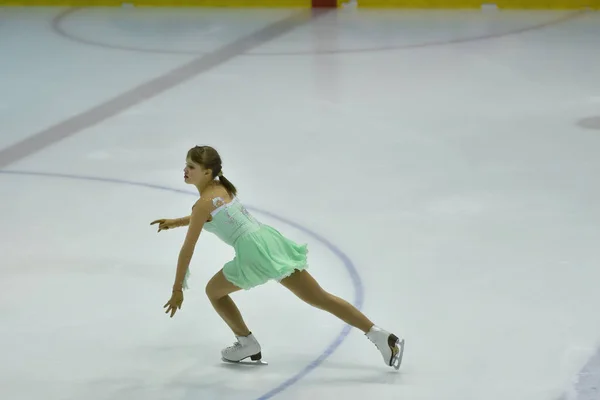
[0,0,346,6]
[0,0,595,7]
[357,0,598,8]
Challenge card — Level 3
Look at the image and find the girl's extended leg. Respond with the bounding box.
[279,269,374,333]
[205,269,249,337]
[280,269,404,369]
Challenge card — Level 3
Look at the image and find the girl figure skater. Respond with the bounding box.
[151,145,404,370]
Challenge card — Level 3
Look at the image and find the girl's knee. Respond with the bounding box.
[205,275,222,300]
[306,290,333,309]
[205,270,241,301]
[205,282,217,300]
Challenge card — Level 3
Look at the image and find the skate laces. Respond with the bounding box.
[224,341,242,353]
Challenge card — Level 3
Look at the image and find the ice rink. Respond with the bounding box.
[1,4,600,400]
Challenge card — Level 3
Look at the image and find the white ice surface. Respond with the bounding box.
[1,6,600,400]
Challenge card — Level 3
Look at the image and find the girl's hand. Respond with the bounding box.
[151,218,179,232]
[164,290,184,317]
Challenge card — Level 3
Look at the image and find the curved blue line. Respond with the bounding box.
[0,169,364,400]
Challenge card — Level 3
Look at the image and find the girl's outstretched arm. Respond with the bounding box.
[150,216,190,232]
[164,197,214,318]
[172,198,213,291]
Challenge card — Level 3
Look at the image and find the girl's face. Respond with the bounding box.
[183,157,211,186]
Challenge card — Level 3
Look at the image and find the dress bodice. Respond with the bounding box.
[202,197,262,246]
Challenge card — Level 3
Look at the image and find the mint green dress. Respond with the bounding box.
[186,196,309,290]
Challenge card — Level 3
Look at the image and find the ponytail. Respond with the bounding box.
[218,172,237,197]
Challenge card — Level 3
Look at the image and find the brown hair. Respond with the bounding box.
[187,145,237,197]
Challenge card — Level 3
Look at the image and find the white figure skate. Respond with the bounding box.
[366,325,405,370]
[221,333,268,365]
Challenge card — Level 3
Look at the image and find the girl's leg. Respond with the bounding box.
[280,269,404,369]
[279,269,374,333]
[205,269,250,337]
[206,269,263,363]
